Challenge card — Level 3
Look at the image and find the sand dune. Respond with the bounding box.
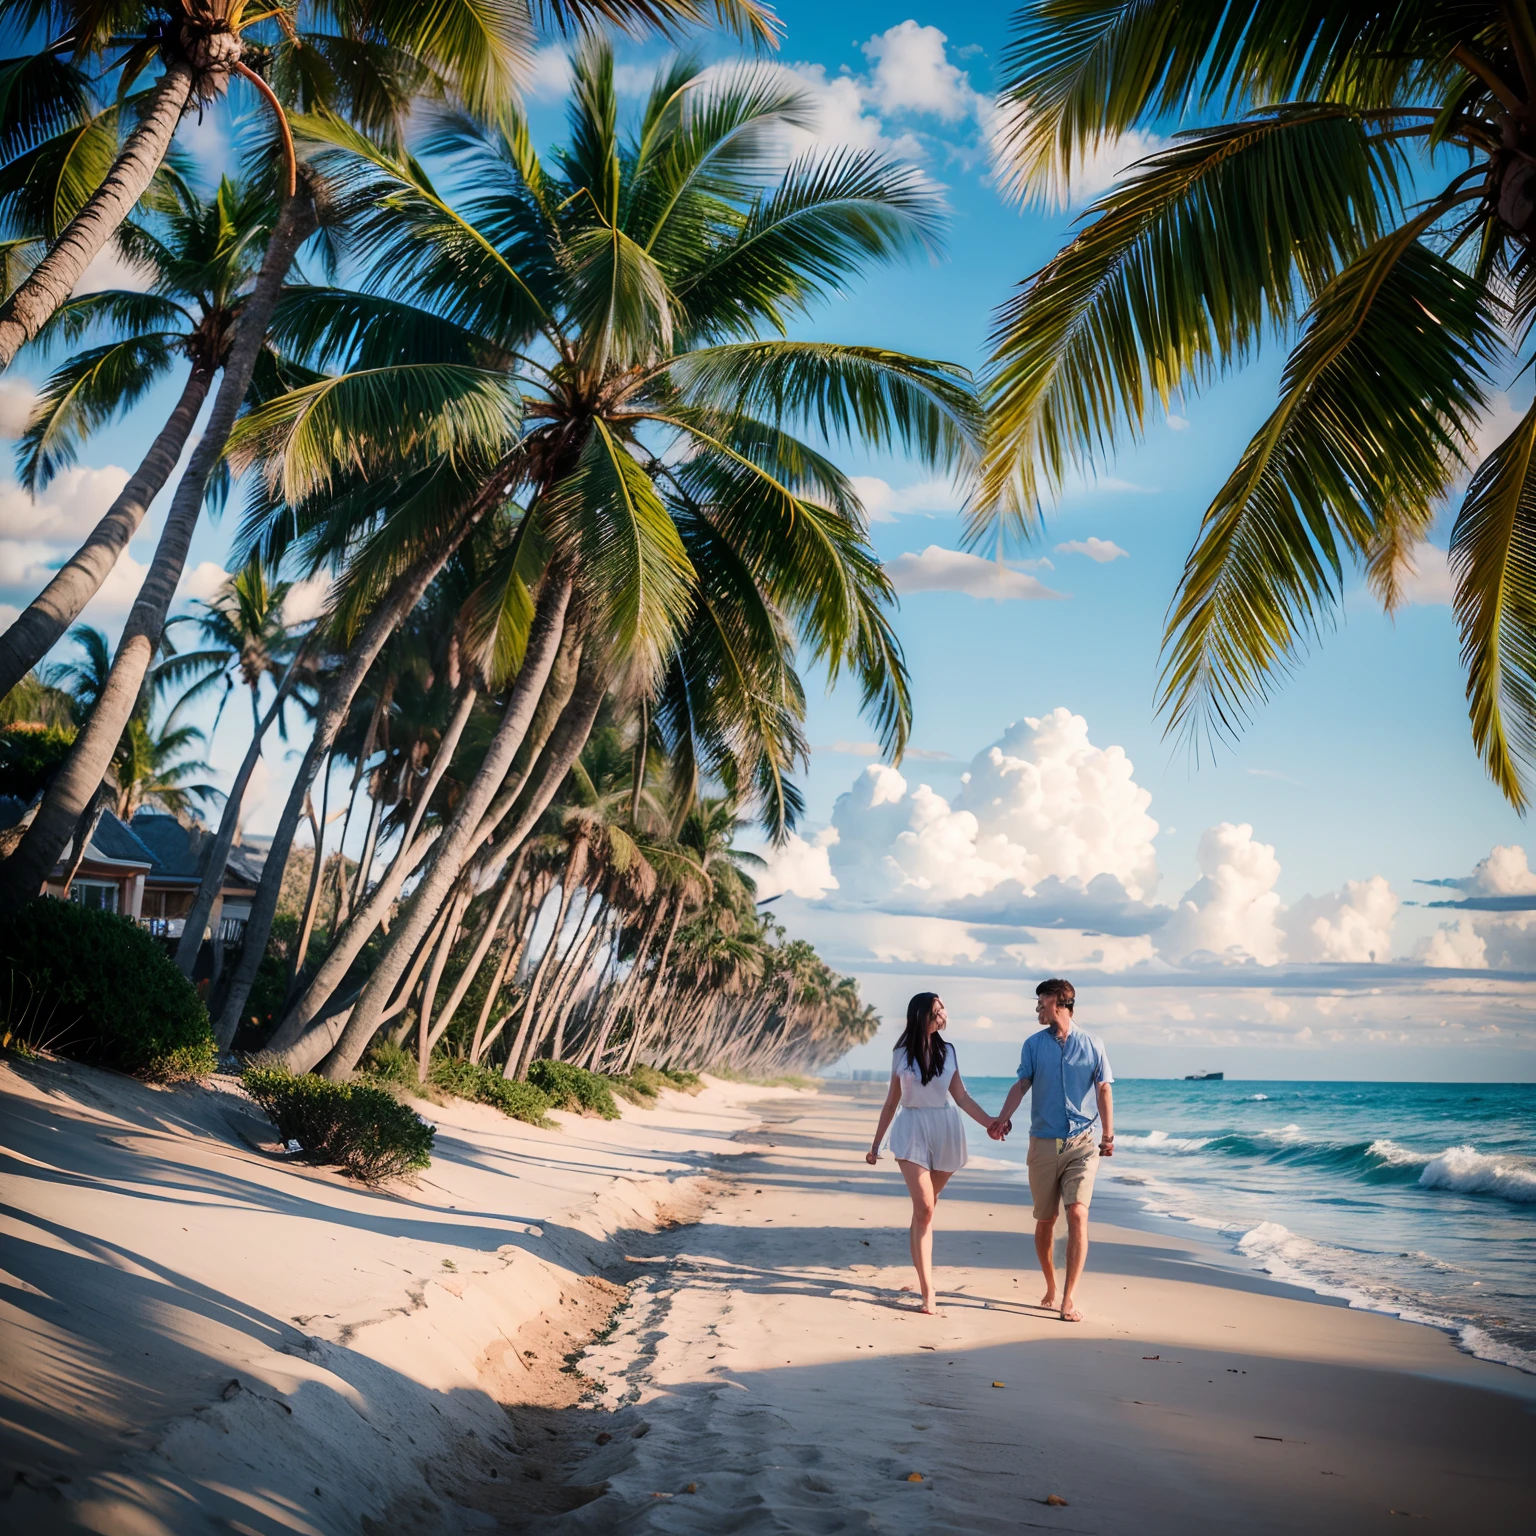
[3,1066,1531,1534]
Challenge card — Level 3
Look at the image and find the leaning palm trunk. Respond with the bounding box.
[0,61,206,369]
[269,616,580,1056]
[287,761,334,994]
[0,359,216,702]
[0,190,316,916]
[316,573,573,1079]
[214,540,453,1049]
[174,654,302,975]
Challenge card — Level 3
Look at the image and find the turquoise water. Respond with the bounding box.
[963,1077,1536,1374]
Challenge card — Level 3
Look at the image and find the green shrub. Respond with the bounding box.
[604,1074,656,1108]
[362,1039,424,1094]
[428,1056,554,1128]
[660,1068,704,1093]
[242,1065,435,1182]
[527,1058,620,1119]
[0,898,215,1079]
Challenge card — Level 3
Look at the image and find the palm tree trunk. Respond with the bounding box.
[0,189,317,917]
[400,681,477,851]
[0,61,200,369]
[0,360,216,702]
[267,623,570,1058]
[287,757,333,994]
[508,862,582,1073]
[174,654,301,975]
[416,884,469,1075]
[212,542,452,1051]
[424,848,524,1057]
[317,573,573,1079]
[349,781,384,909]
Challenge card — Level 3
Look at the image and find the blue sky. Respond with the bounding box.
[3,3,1533,1079]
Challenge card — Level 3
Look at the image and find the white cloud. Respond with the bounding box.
[885,545,1064,601]
[829,708,1161,908]
[526,44,575,100]
[990,95,1164,209]
[0,465,129,541]
[1004,929,1156,973]
[756,827,839,900]
[815,740,880,757]
[281,572,332,626]
[1467,843,1536,895]
[1469,392,1525,467]
[1415,918,1488,969]
[1398,543,1454,606]
[1161,822,1284,966]
[867,912,986,965]
[1167,413,1190,432]
[0,380,36,438]
[861,21,983,123]
[74,241,155,295]
[177,560,229,604]
[852,475,962,522]
[1055,536,1128,563]
[1282,875,1398,963]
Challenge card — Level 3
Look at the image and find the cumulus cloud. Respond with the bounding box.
[815,740,880,757]
[1167,413,1190,432]
[1055,536,1128,563]
[0,380,36,438]
[852,475,963,522]
[1161,822,1284,966]
[989,94,1164,209]
[1396,543,1454,606]
[527,44,575,100]
[1415,918,1488,969]
[884,545,1064,601]
[1467,843,1536,896]
[177,560,229,604]
[0,465,129,541]
[828,708,1161,909]
[1282,875,1398,963]
[861,21,985,122]
[281,572,333,626]
[756,827,839,901]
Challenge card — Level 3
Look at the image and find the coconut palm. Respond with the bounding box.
[976,1,1536,807]
[0,0,779,367]
[111,710,220,818]
[0,175,274,703]
[217,43,979,1066]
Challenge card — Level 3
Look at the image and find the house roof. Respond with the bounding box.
[92,812,157,868]
[128,811,262,891]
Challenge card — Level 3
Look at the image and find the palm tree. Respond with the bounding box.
[217,44,979,1067]
[977,2,1536,807]
[0,175,273,703]
[167,557,314,975]
[0,1,779,366]
[110,710,220,819]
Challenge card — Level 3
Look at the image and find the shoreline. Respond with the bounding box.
[4,1066,1533,1533]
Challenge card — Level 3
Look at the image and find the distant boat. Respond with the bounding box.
[1184,1071,1224,1081]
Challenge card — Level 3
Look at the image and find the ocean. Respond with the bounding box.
[961,1077,1536,1375]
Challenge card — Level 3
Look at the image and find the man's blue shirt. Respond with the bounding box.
[1017,1027,1113,1139]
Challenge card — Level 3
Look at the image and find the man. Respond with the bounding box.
[988,978,1114,1323]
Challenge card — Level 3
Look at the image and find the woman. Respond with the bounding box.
[866,992,998,1314]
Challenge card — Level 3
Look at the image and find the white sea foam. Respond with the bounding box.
[1366,1138,1432,1169]
[1248,1093,1269,1101]
[1116,1129,1211,1152]
[1236,1221,1536,1375]
[1418,1145,1536,1204]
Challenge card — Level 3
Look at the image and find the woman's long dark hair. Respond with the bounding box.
[898,992,948,1084]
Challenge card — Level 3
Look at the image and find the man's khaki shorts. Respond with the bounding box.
[1026,1131,1100,1222]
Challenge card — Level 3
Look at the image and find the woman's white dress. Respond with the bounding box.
[886,1042,968,1172]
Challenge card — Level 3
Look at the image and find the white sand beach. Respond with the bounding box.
[3,1063,1531,1535]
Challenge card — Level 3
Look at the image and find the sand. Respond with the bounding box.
[3,1067,1532,1534]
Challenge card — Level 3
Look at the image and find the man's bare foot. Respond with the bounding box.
[1059,1301,1083,1322]
[1039,1291,1058,1310]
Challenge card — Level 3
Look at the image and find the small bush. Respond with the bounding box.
[654,1065,705,1095]
[0,898,215,1079]
[362,1039,424,1094]
[242,1065,435,1182]
[527,1058,620,1119]
[429,1056,554,1128]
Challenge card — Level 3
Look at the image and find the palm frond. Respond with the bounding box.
[1450,399,1536,810]
[1160,223,1501,754]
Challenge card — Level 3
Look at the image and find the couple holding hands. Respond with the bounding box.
[865,979,1115,1321]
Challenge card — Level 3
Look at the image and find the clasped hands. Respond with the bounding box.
[985,1116,1013,1141]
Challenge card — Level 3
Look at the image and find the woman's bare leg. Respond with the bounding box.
[898,1162,952,1313]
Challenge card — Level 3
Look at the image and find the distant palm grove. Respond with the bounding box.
[0,0,979,1084]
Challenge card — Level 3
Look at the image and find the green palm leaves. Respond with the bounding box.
[981,1,1536,805]
[235,42,979,829]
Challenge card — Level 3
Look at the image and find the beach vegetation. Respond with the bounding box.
[528,1058,621,1119]
[979,2,1536,807]
[242,1062,436,1181]
[427,1055,555,1127]
[0,897,216,1078]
